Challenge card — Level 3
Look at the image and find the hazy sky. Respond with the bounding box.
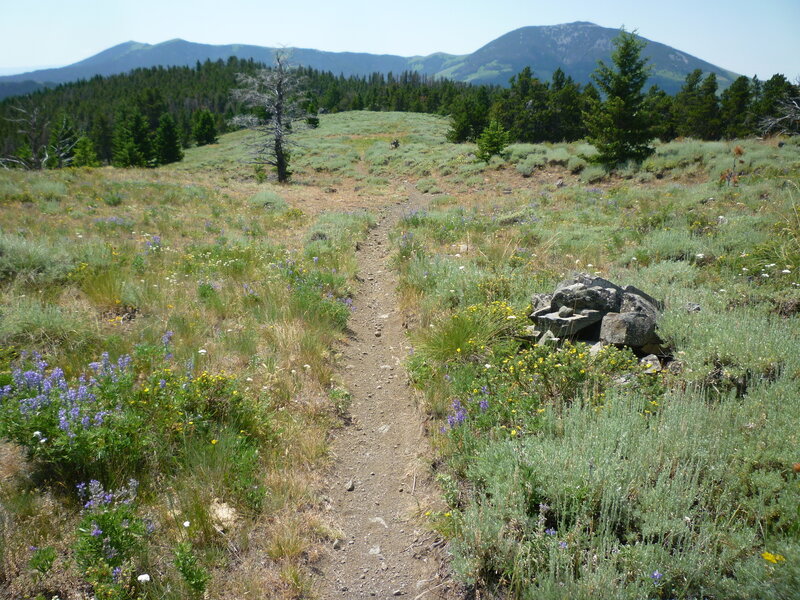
[1,0,798,80]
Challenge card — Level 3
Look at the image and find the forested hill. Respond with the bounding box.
[0,53,794,166]
[0,22,740,99]
[0,58,480,162]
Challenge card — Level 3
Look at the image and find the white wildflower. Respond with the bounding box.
[137,574,151,582]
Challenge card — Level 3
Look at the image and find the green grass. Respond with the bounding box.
[390,127,800,599]
[1,111,799,599]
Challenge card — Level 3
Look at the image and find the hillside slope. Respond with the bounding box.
[0,22,740,99]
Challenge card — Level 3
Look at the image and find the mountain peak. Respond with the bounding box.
[0,23,740,99]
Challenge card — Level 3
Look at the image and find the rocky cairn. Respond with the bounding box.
[527,273,668,363]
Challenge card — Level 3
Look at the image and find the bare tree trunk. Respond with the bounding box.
[230,50,307,183]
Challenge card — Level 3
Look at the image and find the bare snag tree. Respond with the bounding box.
[231,51,308,183]
[0,106,78,170]
[760,96,800,137]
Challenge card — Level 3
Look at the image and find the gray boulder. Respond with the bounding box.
[537,309,603,336]
[551,284,622,313]
[600,312,660,348]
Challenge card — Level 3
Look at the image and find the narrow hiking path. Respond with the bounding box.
[316,193,457,599]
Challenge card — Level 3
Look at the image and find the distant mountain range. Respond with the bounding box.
[0,22,740,100]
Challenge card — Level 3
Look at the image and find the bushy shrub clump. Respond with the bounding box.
[0,340,270,491]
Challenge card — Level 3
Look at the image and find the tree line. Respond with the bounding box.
[0,51,797,169]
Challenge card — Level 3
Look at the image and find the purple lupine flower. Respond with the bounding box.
[559,541,568,549]
[112,566,122,582]
[91,524,103,537]
[651,570,663,582]
[479,399,489,411]
[545,528,557,536]
[162,331,174,346]
[58,409,70,432]
[481,385,488,394]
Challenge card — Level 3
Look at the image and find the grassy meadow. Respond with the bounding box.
[1,110,799,599]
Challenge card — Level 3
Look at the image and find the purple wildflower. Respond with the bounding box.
[651,570,663,582]
[161,330,174,346]
[479,399,489,411]
[559,541,568,549]
[545,528,557,536]
[91,524,103,537]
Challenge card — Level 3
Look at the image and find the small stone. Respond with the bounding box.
[375,331,382,337]
[589,341,605,357]
[557,305,574,317]
[345,479,355,491]
[333,539,343,550]
[393,590,403,596]
[640,354,662,373]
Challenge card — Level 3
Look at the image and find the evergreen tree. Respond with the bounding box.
[446,88,491,143]
[547,69,585,141]
[137,88,167,131]
[192,109,218,145]
[644,86,676,141]
[492,67,550,142]
[753,74,796,125]
[46,114,78,168]
[694,74,721,140]
[153,113,184,165]
[112,107,152,167]
[90,113,113,164]
[584,29,655,165]
[72,135,100,167]
[673,69,703,137]
[475,120,510,163]
[720,76,753,139]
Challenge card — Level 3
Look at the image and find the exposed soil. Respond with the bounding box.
[316,191,459,599]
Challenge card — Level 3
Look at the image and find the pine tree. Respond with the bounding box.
[754,74,796,125]
[547,69,585,141]
[673,69,703,137]
[644,86,676,142]
[475,120,510,163]
[584,29,655,166]
[153,113,184,165]
[90,114,113,164]
[46,114,78,168]
[694,74,721,140]
[192,109,218,146]
[112,107,152,167]
[72,135,100,167]
[720,76,753,139]
[446,89,491,143]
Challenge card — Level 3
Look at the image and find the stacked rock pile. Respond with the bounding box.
[527,273,668,365]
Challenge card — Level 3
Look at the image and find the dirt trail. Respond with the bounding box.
[316,193,456,599]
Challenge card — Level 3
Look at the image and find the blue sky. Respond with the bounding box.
[1,0,798,80]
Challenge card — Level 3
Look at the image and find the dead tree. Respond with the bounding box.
[230,51,308,183]
[760,95,800,137]
[0,106,78,170]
